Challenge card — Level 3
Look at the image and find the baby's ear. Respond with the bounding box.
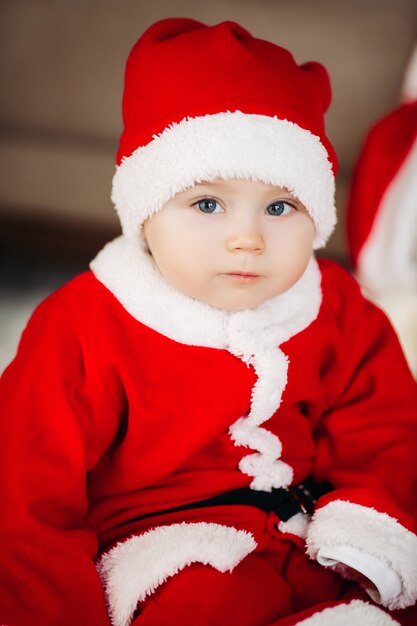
[300,61,332,113]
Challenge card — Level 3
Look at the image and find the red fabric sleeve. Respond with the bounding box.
[307,266,417,609]
[313,272,417,526]
[0,292,121,626]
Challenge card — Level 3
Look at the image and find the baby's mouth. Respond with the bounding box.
[222,272,262,282]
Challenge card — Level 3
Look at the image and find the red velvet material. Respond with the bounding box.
[0,260,416,625]
[133,526,352,626]
[116,18,338,172]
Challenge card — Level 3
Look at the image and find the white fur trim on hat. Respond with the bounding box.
[96,522,256,626]
[306,500,417,609]
[112,111,336,249]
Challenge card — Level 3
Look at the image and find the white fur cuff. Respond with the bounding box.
[306,500,417,609]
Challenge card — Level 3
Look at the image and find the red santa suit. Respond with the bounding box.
[346,44,417,377]
[1,235,416,626]
[1,17,417,626]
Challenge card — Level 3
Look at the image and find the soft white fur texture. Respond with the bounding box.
[91,236,321,349]
[278,512,310,539]
[111,111,336,248]
[91,237,322,491]
[97,522,257,626]
[294,600,399,625]
[358,135,417,294]
[306,500,417,609]
[229,347,292,490]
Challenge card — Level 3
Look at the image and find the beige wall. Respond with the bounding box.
[1,0,417,262]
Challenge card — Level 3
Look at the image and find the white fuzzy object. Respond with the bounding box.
[91,236,227,349]
[306,500,417,609]
[223,256,322,490]
[356,133,417,379]
[91,236,322,491]
[294,600,399,625]
[111,111,336,249]
[91,236,322,350]
[357,135,417,295]
[229,347,293,491]
[96,522,257,626]
[278,512,310,539]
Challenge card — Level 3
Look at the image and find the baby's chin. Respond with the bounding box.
[193,281,299,311]
[191,291,275,312]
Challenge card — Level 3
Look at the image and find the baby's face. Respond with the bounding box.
[142,178,315,311]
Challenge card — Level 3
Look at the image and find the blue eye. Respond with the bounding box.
[266,201,294,216]
[195,198,222,214]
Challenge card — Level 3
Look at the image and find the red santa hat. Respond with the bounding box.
[112,18,337,249]
[346,44,417,294]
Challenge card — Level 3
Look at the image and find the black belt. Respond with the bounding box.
[116,476,332,528]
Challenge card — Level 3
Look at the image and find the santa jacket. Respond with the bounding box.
[1,236,417,626]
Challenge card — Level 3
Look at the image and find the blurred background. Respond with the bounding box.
[1,0,417,373]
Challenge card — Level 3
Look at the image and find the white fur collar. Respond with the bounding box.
[91,236,322,491]
[90,235,322,350]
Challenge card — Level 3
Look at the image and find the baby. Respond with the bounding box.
[1,17,417,626]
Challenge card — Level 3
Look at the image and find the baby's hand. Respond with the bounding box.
[334,562,378,594]
[317,546,402,606]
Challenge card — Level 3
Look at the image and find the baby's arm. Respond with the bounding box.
[306,262,417,610]
[0,291,120,626]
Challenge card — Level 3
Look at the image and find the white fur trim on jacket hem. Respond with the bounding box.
[96,522,257,626]
[111,111,336,248]
[294,600,399,625]
[306,500,417,609]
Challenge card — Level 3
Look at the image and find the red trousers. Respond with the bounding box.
[128,510,412,625]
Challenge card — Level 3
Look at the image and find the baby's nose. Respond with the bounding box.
[225,228,265,253]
